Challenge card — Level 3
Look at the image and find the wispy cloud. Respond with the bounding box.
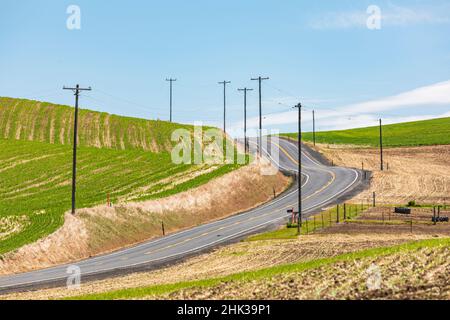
[342,80,450,114]
[230,80,450,133]
[309,3,450,30]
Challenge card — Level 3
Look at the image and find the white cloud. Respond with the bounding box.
[230,80,450,134]
[309,3,450,30]
[342,80,450,114]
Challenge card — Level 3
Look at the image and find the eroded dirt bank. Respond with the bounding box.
[0,160,291,275]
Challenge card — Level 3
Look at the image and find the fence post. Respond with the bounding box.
[373,192,376,207]
[162,221,165,236]
[344,203,347,220]
[336,205,340,223]
[321,212,324,228]
[410,217,413,233]
[329,210,332,226]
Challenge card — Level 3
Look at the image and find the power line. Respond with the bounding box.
[95,89,154,113]
[63,84,92,215]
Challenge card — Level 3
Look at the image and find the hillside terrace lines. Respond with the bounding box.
[0,97,245,257]
[123,165,221,202]
[0,139,223,209]
[0,173,69,199]
[89,162,198,202]
[0,101,19,139]
[0,153,64,174]
[0,97,199,152]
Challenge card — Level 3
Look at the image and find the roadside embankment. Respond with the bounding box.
[0,159,291,275]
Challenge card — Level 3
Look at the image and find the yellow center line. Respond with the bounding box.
[144,141,337,256]
[271,141,336,202]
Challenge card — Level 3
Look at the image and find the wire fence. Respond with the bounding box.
[287,203,450,236]
[288,203,371,235]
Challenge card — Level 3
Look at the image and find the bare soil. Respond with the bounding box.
[2,231,435,300]
[160,246,449,300]
[312,144,450,205]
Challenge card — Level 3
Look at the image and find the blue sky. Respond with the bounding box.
[1,0,450,137]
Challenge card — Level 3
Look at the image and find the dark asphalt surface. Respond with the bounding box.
[0,138,363,292]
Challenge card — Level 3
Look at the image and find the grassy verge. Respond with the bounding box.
[247,204,370,241]
[246,227,299,241]
[68,237,450,300]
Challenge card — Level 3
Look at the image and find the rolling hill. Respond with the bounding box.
[0,97,242,255]
[281,117,450,147]
[0,97,197,152]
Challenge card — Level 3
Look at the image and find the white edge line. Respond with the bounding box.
[0,142,361,289]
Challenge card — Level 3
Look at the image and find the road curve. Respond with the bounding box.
[0,138,364,292]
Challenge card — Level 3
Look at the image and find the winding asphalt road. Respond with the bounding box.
[0,138,364,292]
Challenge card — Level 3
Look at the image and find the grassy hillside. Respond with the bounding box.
[0,98,243,255]
[281,117,450,147]
[0,97,196,152]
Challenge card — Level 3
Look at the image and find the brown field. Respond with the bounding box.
[161,245,449,300]
[313,144,450,205]
[5,210,450,300]
[319,206,450,236]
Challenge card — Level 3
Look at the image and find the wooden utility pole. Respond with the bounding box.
[166,78,177,122]
[63,84,92,215]
[293,103,303,233]
[251,76,269,156]
[379,119,384,171]
[238,87,253,154]
[312,110,316,146]
[218,80,231,135]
